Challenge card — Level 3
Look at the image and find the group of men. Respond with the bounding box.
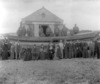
[0,39,100,60]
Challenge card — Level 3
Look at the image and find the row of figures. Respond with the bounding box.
[17,23,79,37]
[0,39,100,60]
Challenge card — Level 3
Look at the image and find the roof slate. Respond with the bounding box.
[22,7,63,23]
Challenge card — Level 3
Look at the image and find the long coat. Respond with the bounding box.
[2,43,9,60]
[95,41,100,59]
[48,46,55,60]
[23,48,32,61]
[32,47,39,60]
[39,48,46,60]
[83,43,88,58]
[69,43,73,58]
[64,43,69,59]
[15,44,21,59]
[56,46,62,59]
[10,44,15,59]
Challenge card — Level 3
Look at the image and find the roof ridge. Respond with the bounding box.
[22,7,63,23]
[42,7,63,22]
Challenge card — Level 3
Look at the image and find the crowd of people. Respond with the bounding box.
[0,39,100,61]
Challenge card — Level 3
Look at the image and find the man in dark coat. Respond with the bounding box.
[83,42,88,58]
[39,45,46,60]
[76,41,79,58]
[81,41,84,58]
[2,42,9,60]
[23,48,32,61]
[63,40,70,59]
[0,47,3,59]
[78,42,82,58]
[69,41,73,58]
[48,43,55,60]
[63,41,67,59]
[64,41,69,59]
[32,45,39,60]
[20,47,26,59]
[43,46,48,59]
[46,45,50,60]
[73,42,76,58]
[71,42,75,58]
[95,40,100,59]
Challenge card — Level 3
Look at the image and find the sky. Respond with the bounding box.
[0,0,100,34]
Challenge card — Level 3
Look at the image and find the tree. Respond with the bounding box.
[73,24,79,34]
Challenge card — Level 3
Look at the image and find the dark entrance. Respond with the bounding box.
[39,25,48,36]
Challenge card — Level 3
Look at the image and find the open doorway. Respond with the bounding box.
[39,25,49,36]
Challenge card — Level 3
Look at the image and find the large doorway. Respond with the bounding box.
[39,25,49,36]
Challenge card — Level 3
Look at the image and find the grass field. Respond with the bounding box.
[0,59,100,84]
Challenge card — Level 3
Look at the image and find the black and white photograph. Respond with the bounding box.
[0,0,100,84]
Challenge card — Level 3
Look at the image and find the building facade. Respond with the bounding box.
[19,7,64,37]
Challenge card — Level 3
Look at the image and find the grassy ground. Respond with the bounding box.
[0,59,100,84]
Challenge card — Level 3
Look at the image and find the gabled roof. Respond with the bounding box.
[22,7,63,23]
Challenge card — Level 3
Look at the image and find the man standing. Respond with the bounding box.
[48,43,55,60]
[59,40,64,59]
[2,42,9,60]
[69,41,74,58]
[10,42,15,59]
[15,42,21,59]
[63,40,67,59]
[32,44,39,60]
[39,44,46,60]
[0,46,3,59]
[95,39,100,59]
